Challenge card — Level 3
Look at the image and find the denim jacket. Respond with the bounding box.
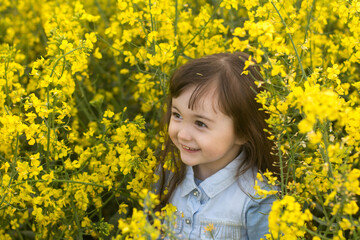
[167,151,275,240]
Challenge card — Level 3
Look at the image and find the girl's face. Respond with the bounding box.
[168,84,243,180]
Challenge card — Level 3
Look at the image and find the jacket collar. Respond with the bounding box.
[180,150,248,198]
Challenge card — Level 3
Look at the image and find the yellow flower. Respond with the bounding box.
[339,218,352,230]
[41,171,55,183]
[343,201,359,215]
[204,223,214,232]
[93,47,102,59]
[59,40,73,51]
[85,32,97,43]
[104,109,115,118]
[220,0,238,10]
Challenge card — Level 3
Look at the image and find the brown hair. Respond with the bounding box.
[157,52,278,207]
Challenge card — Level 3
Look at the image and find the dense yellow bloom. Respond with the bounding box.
[269,196,313,239]
[0,0,359,239]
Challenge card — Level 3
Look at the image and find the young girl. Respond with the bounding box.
[157,52,278,240]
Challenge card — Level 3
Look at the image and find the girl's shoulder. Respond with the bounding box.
[235,167,279,204]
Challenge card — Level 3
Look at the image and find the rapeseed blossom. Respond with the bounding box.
[0,0,359,239]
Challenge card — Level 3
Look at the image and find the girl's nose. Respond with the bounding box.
[177,126,192,141]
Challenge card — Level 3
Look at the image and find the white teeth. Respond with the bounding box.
[183,145,197,151]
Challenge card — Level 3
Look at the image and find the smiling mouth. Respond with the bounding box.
[181,145,200,152]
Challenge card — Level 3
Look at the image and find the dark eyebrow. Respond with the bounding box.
[171,106,181,112]
[172,106,214,123]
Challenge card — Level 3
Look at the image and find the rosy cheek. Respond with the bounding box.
[168,122,177,142]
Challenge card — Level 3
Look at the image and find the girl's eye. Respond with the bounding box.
[172,112,182,119]
[195,120,207,128]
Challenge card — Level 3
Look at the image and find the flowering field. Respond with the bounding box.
[0,0,359,239]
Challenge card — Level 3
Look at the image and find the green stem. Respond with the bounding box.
[302,225,332,240]
[271,1,307,82]
[12,179,107,188]
[174,0,178,37]
[16,229,24,240]
[315,189,330,223]
[94,0,109,27]
[0,192,9,208]
[148,0,155,33]
[300,0,316,60]
[70,194,83,240]
[325,187,348,234]
[96,34,123,53]
[45,47,86,170]
[320,121,333,178]
[173,0,179,66]
[46,85,51,172]
[50,47,86,78]
[148,0,157,55]
[75,78,98,122]
[4,58,12,109]
[0,133,20,208]
[277,137,286,196]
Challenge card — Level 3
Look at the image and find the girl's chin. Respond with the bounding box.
[180,156,200,167]
[181,161,197,167]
